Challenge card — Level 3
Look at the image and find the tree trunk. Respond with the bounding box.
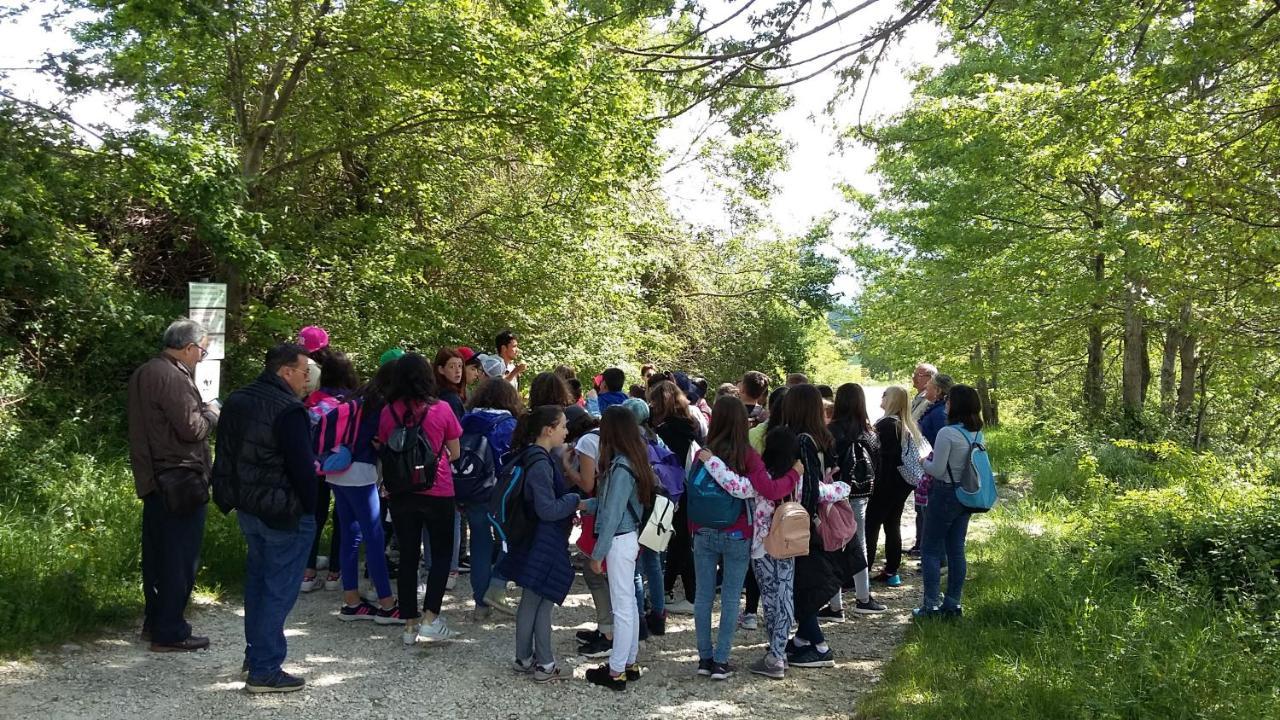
[1176,304,1197,416]
[1159,322,1182,417]
[985,340,1000,426]
[1193,356,1211,450]
[1140,323,1152,405]
[971,343,996,427]
[1084,254,1106,418]
[1033,353,1046,417]
[1121,281,1145,423]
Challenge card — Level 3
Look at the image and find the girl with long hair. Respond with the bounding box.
[917,385,984,619]
[690,396,793,679]
[324,357,402,623]
[774,383,850,669]
[433,347,467,419]
[866,385,922,589]
[821,383,886,619]
[497,405,582,682]
[528,371,574,408]
[376,353,463,644]
[648,380,700,613]
[751,425,806,678]
[302,350,360,593]
[458,377,525,619]
[581,406,657,691]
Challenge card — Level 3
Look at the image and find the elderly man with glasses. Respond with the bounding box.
[127,318,221,652]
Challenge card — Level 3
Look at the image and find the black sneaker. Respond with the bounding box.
[245,670,306,693]
[817,606,845,622]
[697,658,714,676]
[576,628,604,644]
[710,661,735,681]
[854,597,887,614]
[645,611,666,637]
[338,601,379,622]
[787,645,835,668]
[578,635,613,659]
[625,663,643,682]
[585,664,626,691]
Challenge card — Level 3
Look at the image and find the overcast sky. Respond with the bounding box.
[1,2,946,300]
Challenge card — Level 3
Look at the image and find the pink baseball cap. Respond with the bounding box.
[298,326,330,353]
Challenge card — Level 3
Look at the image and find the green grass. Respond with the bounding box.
[857,429,1280,719]
[0,422,248,654]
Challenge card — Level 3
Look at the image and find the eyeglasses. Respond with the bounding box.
[190,343,209,359]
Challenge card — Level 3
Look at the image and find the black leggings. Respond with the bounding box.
[307,477,340,573]
[865,480,913,575]
[388,493,456,620]
[663,500,696,602]
[745,563,760,614]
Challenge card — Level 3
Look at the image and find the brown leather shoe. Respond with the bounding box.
[149,635,210,652]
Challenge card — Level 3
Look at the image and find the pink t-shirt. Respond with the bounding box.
[377,399,463,497]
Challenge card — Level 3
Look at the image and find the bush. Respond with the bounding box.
[859,428,1280,719]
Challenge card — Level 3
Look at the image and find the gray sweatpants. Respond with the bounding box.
[516,588,556,668]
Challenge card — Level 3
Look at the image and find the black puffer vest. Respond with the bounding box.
[212,372,304,529]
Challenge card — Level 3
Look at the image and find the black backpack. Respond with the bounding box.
[453,416,500,506]
[840,433,875,498]
[487,447,545,551]
[379,403,439,496]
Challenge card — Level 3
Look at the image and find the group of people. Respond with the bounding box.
[127,319,984,694]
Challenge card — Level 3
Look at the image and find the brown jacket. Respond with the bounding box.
[127,355,217,498]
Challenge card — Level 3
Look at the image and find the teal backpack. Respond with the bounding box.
[948,425,997,513]
[686,460,744,529]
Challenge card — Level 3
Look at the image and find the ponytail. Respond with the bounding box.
[512,405,564,450]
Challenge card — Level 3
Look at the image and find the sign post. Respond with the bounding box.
[188,282,227,402]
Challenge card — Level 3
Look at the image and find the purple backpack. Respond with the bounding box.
[647,440,685,501]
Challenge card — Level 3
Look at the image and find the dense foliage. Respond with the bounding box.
[0,1,847,650]
[852,0,1280,448]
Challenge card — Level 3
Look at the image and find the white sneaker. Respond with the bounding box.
[300,576,321,593]
[667,598,695,615]
[484,586,516,616]
[418,617,460,642]
[316,556,329,571]
[446,571,458,591]
[402,624,420,646]
[323,575,341,591]
[739,613,759,630]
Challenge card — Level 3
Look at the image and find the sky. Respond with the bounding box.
[1,2,947,301]
[658,2,948,300]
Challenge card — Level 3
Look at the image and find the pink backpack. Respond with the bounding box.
[815,498,856,552]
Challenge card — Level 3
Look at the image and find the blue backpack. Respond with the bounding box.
[686,459,744,529]
[487,448,544,551]
[948,426,997,512]
[453,415,500,506]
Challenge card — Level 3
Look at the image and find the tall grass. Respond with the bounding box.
[0,415,246,654]
[857,428,1280,719]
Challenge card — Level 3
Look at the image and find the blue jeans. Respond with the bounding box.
[463,502,505,607]
[331,483,392,599]
[693,528,750,664]
[239,512,315,681]
[633,547,665,616]
[921,482,972,609]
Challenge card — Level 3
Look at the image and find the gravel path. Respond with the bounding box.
[0,524,922,720]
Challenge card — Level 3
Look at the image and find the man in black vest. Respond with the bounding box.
[211,343,317,693]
